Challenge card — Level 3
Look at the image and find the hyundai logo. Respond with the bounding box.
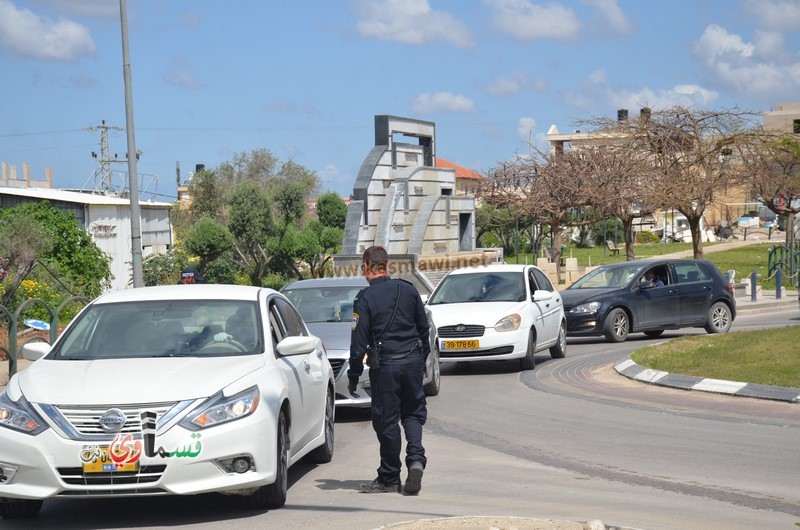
[98,408,127,433]
[455,324,466,332]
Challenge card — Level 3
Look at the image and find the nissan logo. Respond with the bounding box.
[455,324,466,332]
[98,408,127,433]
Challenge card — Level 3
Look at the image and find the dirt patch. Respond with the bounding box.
[381,517,608,530]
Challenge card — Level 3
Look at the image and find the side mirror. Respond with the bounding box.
[638,280,656,290]
[276,336,319,356]
[420,294,428,304]
[532,290,554,302]
[21,341,51,361]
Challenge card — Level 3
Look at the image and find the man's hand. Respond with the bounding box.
[214,332,232,342]
[347,376,359,398]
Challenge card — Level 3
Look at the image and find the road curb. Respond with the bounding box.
[614,359,800,403]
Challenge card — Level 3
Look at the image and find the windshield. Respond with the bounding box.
[52,300,262,360]
[282,286,363,323]
[568,264,645,289]
[428,271,525,304]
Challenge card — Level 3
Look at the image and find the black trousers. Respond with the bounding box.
[369,354,427,484]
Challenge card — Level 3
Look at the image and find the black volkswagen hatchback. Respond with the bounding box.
[561,259,736,342]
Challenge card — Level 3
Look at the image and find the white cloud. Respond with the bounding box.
[517,117,536,140]
[582,0,635,36]
[0,0,95,61]
[352,0,474,48]
[483,72,547,96]
[589,69,606,84]
[485,0,581,41]
[411,92,476,114]
[162,56,205,89]
[743,0,800,31]
[693,24,800,103]
[319,163,353,196]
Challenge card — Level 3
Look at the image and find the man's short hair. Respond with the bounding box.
[363,246,388,272]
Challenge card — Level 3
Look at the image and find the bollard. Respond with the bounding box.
[750,270,758,302]
[776,266,782,300]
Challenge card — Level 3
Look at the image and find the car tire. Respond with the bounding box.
[549,320,567,359]
[306,388,335,464]
[520,329,536,371]
[704,301,732,334]
[0,499,43,519]
[643,330,664,338]
[423,347,441,397]
[603,308,629,343]
[248,410,288,510]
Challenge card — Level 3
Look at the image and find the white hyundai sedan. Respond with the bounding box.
[0,284,334,519]
[425,264,566,371]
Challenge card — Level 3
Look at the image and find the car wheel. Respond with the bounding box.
[247,410,288,510]
[704,301,732,334]
[520,329,536,371]
[549,320,567,359]
[644,330,664,338]
[603,308,629,342]
[306,388,335,464]
[423,347,441,397]
[0,499,43,519]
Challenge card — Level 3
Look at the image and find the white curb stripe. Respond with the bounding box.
[635,368,669,383]
[615,359,636,372]
[692,378,747,394]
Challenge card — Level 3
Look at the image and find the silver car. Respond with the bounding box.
[281,277,440,408]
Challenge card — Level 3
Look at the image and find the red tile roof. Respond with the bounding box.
[435,158,484,180]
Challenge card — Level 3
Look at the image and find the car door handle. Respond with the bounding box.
[304,360,311,373]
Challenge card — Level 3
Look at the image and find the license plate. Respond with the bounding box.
[440,339,479,350]
[81,443,140,473]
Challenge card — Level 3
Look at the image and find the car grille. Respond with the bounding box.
[53,403,175,436]
[329,358,347,378]
[57,465,167,488]
[439,346,514,358]
[437,325,485,338]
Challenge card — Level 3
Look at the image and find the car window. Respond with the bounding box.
[269,297,308,342]
[282,286,363,323]
[674,262,710,283]
[52,300,261,359]
[428,271,525,303]
[530,268,554,292]
[569,264,645,289]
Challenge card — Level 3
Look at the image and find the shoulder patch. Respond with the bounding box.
[351,312,360,331]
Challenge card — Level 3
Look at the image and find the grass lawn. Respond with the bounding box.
[630,326,800,388]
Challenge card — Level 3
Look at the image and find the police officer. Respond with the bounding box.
[348,246,430,495]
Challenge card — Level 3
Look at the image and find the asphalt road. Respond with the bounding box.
[4,308,799,530]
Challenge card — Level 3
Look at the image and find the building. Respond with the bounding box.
[0,186,173,292]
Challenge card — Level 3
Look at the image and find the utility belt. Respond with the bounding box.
[379,345,421,361]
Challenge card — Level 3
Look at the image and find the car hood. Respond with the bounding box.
[426,301,527,326]
[16,356,265,404]
[560,288,620,308]
[306,322,352,356]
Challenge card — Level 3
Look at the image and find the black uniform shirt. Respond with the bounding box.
[348,275,430,380]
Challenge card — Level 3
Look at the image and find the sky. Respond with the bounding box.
[1,0,799,203]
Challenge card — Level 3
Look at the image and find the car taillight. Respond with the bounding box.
[727,282,734,294]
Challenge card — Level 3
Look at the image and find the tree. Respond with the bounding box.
[0,213,51,305]
[316,192,348,229]
[744,135,800,282]
[583,106,762,259]
[187,168,224,221]
[0,201,112,304]
[182,217,236,275]
[480,149,600,279]
[284,220,343,278]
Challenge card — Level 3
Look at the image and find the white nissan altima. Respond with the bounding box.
[425,264,566,371]
[0,284,335,519]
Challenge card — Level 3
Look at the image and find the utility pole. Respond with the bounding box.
[119,0,143,288]
[87,120,124,193]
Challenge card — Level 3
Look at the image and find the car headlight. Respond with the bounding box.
[494,314,521,332]
[181,386,260,430]
[569,302,601,314]
[0,392,48,435]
